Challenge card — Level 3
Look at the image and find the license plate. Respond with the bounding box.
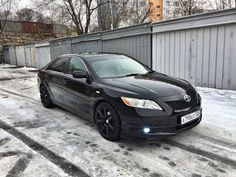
[181,110,201,125]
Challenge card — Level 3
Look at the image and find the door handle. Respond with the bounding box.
[63,79,68,85]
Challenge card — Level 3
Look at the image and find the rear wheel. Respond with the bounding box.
[40,85,54,108]
[95,102,121,141]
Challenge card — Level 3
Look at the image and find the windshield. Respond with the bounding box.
[88,55,151,79]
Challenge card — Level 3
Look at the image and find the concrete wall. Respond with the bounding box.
[0,20,22,33]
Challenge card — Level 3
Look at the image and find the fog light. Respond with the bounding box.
[143,128,150,133]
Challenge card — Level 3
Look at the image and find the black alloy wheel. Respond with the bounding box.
[95,102,120,141]
[40,85,54,108]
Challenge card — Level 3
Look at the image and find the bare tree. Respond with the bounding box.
[16,8,53,23]
[16,8,35,21]
[37,0,105,35]
[0,0,14,34]
[97,0,151,31]
[97,0,112,31]
[174,0,207,16]
[127,0,152,25]
[32,0,72,25]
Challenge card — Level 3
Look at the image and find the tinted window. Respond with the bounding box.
[88,55,150,78]
[68,57,87,74]
[48,57,69,73]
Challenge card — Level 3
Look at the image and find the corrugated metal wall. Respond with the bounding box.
[71,33,102,54]
[102,23,152,67]
[152,8,236,90]
[2,9,236,90]
[3,47,10,64]
[9,46,17,65]
[71,24,152,67]
[15,46,26,66]
[24,44,34,67]
[50,38,72,60]
[35,42,51,69]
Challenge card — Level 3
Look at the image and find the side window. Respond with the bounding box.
[68,57,87,74]
[48,57,69,73]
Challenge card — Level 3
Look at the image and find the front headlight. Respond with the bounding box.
[121,97,163,110]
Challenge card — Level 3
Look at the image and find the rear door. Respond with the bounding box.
[46,57,70,106]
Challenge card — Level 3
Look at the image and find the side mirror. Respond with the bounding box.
[72,70,87,79]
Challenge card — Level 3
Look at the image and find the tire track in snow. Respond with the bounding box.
[1,87,236,170]
[0,119,89,177]
[5,156,32,177]
[163,139,236,169]
[0,88,38,102]
[0,76,35,81]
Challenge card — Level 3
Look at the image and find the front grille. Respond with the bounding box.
[166,92,198,111]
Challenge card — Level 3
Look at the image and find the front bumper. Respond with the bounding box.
[119,106,202,138]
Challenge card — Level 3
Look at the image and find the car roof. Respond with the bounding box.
[58,53,125,60]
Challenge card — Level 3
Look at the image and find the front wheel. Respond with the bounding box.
[95,102,121,141]
[40,85,54,108]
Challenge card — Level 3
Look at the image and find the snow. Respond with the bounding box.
[0,64,236,177]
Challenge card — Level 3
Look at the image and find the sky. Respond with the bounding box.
[19,0,32,9]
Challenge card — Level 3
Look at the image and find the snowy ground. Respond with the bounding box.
[0,63,236,177]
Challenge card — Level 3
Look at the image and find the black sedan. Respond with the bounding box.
[38,53,202,141]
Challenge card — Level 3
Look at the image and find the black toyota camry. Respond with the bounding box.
[38,53,202,141]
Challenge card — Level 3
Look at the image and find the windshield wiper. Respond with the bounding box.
[147,70,155,74]
[122,73,140,77]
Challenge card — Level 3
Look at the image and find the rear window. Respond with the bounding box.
[48,57,69,73]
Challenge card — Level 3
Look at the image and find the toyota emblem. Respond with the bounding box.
[184,94,191,102]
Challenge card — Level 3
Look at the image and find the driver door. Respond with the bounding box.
[63,56,93,120]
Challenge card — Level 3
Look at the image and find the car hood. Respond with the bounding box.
[102,72,194,98]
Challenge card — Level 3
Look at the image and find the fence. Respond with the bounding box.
[2,8,236,90]
[0,20,69,35]
[152,8,236,90]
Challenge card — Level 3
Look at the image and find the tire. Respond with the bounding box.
[40,84,54,108]
[95,102,121,141]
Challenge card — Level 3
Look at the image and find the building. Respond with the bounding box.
[163,0,181,20]
[149,0,180,22]
[97,0,112,31]
[149,0,163,22]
